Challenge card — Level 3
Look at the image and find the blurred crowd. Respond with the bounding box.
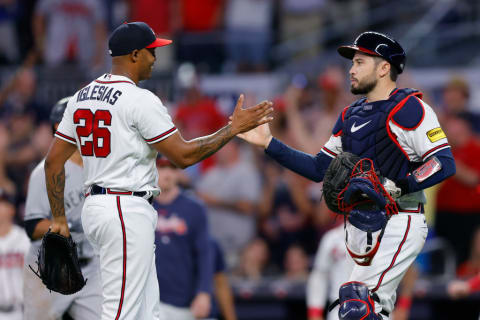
[0,0,480,319]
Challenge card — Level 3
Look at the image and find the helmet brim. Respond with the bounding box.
[338,45,381,60]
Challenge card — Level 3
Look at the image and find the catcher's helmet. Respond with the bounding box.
[49,96,71,125]
[338,31,406,74]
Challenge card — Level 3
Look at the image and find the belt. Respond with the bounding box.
[86,185,153,204]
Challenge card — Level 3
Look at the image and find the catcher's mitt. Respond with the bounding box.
[30,230,87,295]
[322,152,361,214]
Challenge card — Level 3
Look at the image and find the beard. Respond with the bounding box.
[350,74,377,95]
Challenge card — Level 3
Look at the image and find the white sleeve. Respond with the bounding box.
[133,91,177,144]
[321,135,343,158]
[55,97,77,145]
[390,98,449,162]
[24,162,51,221]
[306,234,333,309]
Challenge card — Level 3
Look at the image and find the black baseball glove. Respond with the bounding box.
[322,152,361,214]
[30,230,87,295]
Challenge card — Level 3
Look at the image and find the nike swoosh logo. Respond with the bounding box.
[351,120,371,133]
[340,309,353,317]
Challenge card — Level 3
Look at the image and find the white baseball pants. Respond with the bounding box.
[82,194,161,320]
[347,213,428,317]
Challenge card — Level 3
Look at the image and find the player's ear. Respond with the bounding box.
[131,49,139,62]
[378,60,390,79]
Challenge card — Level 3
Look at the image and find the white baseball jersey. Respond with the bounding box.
[321,96,449,209]
[307,225,354,320]
[55,73,177,193]
[0,225,30,320]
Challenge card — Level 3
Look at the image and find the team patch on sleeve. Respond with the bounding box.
[413,156,442,183]
[426,127,446,143]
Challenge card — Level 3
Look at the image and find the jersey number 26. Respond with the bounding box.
[74,109,111,157]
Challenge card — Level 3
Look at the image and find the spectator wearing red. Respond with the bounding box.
[175,84,226,172]
[176,0,226,72]
[128,0,180,71]
[179,0,224,32]
[436,112,480,264]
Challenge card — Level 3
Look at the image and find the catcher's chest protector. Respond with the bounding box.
[341,88,422,181]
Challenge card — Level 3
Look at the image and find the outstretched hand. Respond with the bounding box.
[230,94,273,135]
[236,123,273,149]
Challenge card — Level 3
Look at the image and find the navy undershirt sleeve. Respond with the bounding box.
[398,148,456,194]
[264,138,333,182]
[24,218,44,240]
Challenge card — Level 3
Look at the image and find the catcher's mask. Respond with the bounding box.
[338,158,398,266]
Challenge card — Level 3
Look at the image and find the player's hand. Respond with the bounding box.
[383,178,402,199]
[50,216,70,238]
[230,94,273,135]
[236,123,273,149]
[190,292,211,319]
[447,280,470,299]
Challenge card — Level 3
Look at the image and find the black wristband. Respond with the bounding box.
[395,178,410,196]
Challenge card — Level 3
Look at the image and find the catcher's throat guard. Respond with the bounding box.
[336,157,398,265]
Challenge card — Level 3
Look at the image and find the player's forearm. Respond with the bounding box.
[32,219,51,240]
[396,149,456,195]
[181,124,235,168]
[44,159,66,220]
[265,138,332,182]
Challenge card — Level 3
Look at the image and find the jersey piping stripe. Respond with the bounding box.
[55,131,76,143]
[372,215,411,292]
[421,143,449,160]
[321,147,337,158]
[115,196,127,320]
[385,93,419,161]
[145,127,177,143]
[94,80,135,85]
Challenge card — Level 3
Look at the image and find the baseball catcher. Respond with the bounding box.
[30,230,87,295]
[227,30,457,319]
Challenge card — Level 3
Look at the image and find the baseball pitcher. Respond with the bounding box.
[43,22,273,320]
